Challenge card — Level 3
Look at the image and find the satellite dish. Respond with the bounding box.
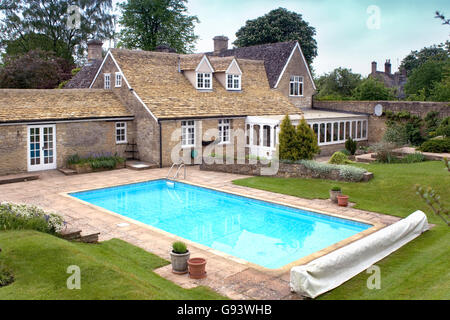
[374,104,383,117]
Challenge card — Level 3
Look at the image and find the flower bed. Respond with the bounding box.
[67,153,126,174]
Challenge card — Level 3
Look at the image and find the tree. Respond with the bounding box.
[295,118,320,160]
[352,78,395,101]
[316,68,362,100]
[0,0,115,62]
[399,44,449,76]
[118,0,199,53]
[435,11,450,25]
[0,50,73,89]
[404,60,448,99]
[279,115,319,161]
[234,8,318,66]
[279,115,299,161]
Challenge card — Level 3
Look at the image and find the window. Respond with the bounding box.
[115,122,127,143]
[218,119,231,144]
[181,121,195,147]
[263,125,271,147]
[289,76,304,96]
[115,72,122,87]
[104,73,111,89]
[227,74,241,90]
[197,73,212,89]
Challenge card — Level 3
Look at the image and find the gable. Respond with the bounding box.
[226,59,242,75]
[196,56,214,73]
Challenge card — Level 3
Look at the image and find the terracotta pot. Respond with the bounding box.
[188,257,207,279]
[337,195,349,207]
[170,250,190,274]
[329,190,342,203]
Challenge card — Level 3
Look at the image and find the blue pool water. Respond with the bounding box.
[70,180,371,269]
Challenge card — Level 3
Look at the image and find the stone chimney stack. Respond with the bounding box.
[87,39,103,62]
[385,59,392,75]
[371,61,377,75]
[213,36,229,55]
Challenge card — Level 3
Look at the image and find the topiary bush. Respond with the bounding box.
[329,151,351,165]
[172,241,188,254]
[419,138,450,153]
[345,138,357,155]
[279,116,319,161]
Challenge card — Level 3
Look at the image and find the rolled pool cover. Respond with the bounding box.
[290,210,429,298]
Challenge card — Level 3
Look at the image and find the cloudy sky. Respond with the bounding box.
[113,0,449,76]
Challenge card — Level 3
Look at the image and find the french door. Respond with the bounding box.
[27,125,57,172]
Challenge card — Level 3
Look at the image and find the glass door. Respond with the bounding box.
[28,125,56,171]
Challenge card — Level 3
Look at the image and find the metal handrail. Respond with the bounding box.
[166,159,186,180]
[166,163,178,179]
[174,164,186,180]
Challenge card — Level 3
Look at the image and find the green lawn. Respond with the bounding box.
[233,161,450,299]
[0,230,225,300]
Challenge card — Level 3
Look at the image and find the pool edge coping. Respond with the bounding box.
[60,177,387,276]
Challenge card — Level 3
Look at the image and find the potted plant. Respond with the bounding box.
[170,241,190,274]
[330,186,342,203]
[337,195,349,207]
[188,257,207,279]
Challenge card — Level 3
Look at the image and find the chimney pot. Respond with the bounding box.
[87,39,103,62]
[371,61,377,75]
[385,59,392,75]
[213,36,229,55]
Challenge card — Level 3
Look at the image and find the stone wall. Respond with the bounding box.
[277,48,315,108]
[200,161,371,182]
[0,125,27,175]
[313,100,450,143]
[160,118,246,167]
[56,120,134,168]
[90,54,161,165]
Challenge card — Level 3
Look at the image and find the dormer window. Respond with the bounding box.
[227,74,241,91]
[115,72,122,87]
[290,76,304,96]
[197,73,212,90]
[104,73,111,89]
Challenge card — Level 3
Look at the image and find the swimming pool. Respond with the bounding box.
[70,179,371,269]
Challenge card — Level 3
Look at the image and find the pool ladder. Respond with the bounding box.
[167,160,186,180]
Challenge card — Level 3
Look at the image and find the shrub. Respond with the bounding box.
[419,138,450,153]
[0,264,14,288]
[329,152,350,165]
[279,116,319,161]
[0,203,65,234]
[345,138,357,155]
[340,149,351,156]
[371,142,398,163]
[424,111,441,137]
[383,122,408,146]
[296,160,367,182]
[172,241,188,254]
[403,153,425,163]
[436,117,450,137]
[66,153,125,169]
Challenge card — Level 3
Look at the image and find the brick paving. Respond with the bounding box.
[0,166,401,300]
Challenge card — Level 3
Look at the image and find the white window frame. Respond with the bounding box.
[218,119,231,144]
[226,74,241,91]
[115,122,127,144]
[104,73,111,89]
[196,72,212,90]
[307,118,368,146]
[115,72,122,88]
[290,75,304,97]
[181,120,195,148]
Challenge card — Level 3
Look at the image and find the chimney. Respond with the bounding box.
[371,61,377,75]
[213,36,229,55]
[155,45,176,53]
[87,39,103,62]
[385,59,392,75]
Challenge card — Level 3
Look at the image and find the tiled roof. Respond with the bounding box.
[110,49,301,120]
[179,54,204,70]
[208,56,235,72]
[65,60,102,89]
[0,89,132,123]
[209,41,298,88]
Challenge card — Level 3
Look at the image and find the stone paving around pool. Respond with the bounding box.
[0,167,401,300]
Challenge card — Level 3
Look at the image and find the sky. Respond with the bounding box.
[116,0,450,76]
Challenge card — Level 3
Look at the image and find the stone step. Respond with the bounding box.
[355,154,377,163]
[77,232,101,244]
[58,168,77,176]
[60,228,82,240]
[0,173,39,185]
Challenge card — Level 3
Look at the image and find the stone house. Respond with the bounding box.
[0,37,370,175]
[369,60,408,98]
